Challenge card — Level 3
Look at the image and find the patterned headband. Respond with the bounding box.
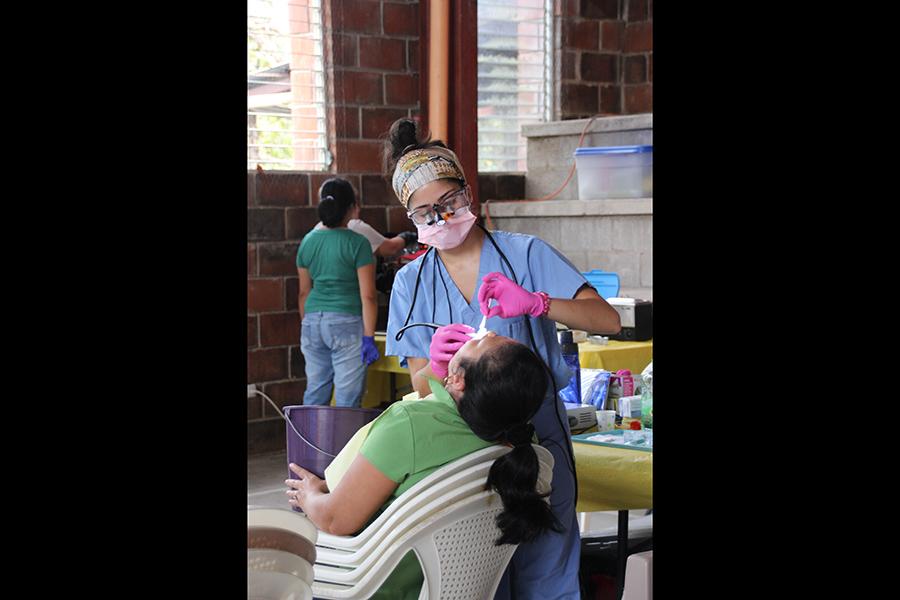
[391,146,467,209]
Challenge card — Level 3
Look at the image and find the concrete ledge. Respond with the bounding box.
[482,198,652,218]
[522,114,653,139]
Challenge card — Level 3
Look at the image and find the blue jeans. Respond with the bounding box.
[300,312,367,407]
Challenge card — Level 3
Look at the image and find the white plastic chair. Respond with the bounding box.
[312,445,554,600]
[315,444,554,568]
[318,459,505,566]
[621,550,652,600]
[316,445,510,552]
[313,491,515,599]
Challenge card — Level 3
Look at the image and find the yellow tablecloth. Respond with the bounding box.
[577,339,653,374]
[573,439,652,512]
[360,335,412,408]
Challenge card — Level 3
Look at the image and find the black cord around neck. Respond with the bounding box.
[434,252,454,324]
[396,247,433,342]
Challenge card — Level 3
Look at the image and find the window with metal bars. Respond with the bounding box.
[477,0,553,173]
[248,0,330,171]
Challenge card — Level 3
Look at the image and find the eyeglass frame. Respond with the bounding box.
[406,185,472,226]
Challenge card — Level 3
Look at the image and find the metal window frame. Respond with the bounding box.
[476,0,554,174]
[247,0,329,171]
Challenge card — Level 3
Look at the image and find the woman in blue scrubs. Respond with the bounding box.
[382,118,621,599]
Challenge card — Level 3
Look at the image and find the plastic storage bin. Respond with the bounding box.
[582,269,620,299]
[574,145,652,199]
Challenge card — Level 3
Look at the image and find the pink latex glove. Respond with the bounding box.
[477,272,544,319]
[429,323,475,379]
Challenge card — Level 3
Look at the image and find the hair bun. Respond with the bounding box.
[391,119,419,157]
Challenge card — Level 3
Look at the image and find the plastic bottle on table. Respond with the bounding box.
[640,364,653,429]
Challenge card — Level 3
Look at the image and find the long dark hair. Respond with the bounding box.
[456,342,563,546]
[318,178,357,228]
[381,117,450,181]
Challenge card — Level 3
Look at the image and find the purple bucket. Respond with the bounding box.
[284,405,382,480]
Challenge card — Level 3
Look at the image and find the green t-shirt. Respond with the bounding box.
[359,379,496,600]
[360,379,495,502]
[296,228,373,315]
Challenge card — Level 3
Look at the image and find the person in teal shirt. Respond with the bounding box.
[286,330,561,599]
[296,178,380,407]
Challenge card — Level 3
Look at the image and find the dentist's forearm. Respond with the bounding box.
[547,295,621,334]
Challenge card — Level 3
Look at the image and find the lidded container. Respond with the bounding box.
[573,145,652,199]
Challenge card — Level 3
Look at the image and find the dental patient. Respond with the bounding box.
[285,326,562,599]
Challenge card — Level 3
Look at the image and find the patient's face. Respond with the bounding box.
[447,331,516,374]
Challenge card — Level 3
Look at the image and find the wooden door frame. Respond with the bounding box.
[418,0,480,214]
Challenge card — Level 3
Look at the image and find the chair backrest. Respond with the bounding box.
[316,444,511,551]
[316,476,491,567]
[417,491,517,599]
[314,491,513,600]
[313,445,555,599]
[419,448,554,599]
[316,444,553,564]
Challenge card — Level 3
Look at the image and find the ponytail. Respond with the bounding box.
[456,342,562,546]
[487,444,563,545]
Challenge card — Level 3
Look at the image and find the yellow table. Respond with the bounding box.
[576,339,653,374]
[572,434,652,596]
[360,335,412,408]
[572,438,652,512]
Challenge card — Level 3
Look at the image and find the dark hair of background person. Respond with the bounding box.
[318,178,357,228]
[456,343,564,546]
[381,118,453,182]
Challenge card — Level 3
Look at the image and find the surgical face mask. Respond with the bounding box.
[415,207,477,250]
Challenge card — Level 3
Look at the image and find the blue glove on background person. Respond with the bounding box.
[361,336,380,366]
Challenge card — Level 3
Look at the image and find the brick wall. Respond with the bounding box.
[559,0,652,119]
[248,0,422,455]
[329,0,422,233]
[247,0,650,453]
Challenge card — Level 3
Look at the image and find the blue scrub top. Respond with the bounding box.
[386,229,588,392]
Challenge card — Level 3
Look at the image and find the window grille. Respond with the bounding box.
[477,0,553,172]
[248,0,330,170]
